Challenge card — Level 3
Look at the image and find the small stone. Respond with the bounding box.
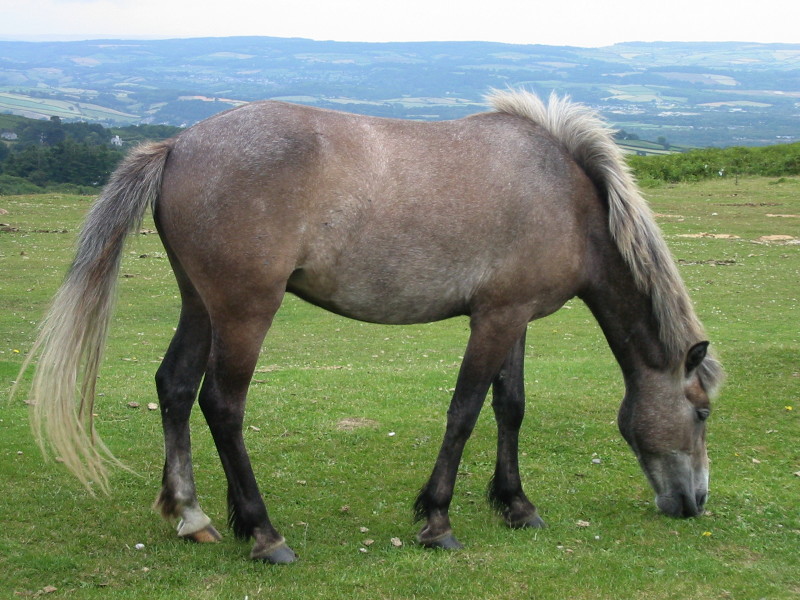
[390,537,403,547]
[359,526,369,533]
[576,520,591,528]
[147,403,158,411]
[359,547,368,553]
[41,586,57,594]
[134,543,145,550]
[363,539,374,546]
[388,431,396,437]
[591,458,602,465]
[127,402,140,409]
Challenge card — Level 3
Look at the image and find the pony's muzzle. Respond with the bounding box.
[656,490,706,518]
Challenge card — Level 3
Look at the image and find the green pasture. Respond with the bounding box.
[1,178,798,599]
[0,92,138,124]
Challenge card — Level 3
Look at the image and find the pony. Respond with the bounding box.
[20,90,723,562]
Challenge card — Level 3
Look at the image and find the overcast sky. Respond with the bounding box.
[0,0,798,47]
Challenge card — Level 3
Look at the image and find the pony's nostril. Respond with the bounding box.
[696,491,708,511]
[657,492,704,518]
[681,493,703,518]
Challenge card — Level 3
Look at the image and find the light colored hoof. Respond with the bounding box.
[182,524,222,543]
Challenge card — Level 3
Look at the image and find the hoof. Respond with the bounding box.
[250,539,298,564]
[507,513,547,530]
[417,529,464,550]
[183,524,223,543]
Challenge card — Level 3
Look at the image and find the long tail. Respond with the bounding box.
[16,140,173,492]
[488,90,724,394]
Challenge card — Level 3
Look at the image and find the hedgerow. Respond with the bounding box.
[628,142,800,185]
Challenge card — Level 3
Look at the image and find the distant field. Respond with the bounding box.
[1,178,798,599]
[618,139,690,156]
[0,92,138,123]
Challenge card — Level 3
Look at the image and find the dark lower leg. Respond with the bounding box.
[415,314,529,548]
[154,306,219,540]
[414,413,478,549]
[199,313,295,563]
[488,333,544,528]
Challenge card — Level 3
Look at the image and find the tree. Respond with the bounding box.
[44,116,66,146]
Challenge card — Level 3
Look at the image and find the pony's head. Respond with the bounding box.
[618,341,723,517]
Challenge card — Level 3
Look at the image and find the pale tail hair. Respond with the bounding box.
[15,141,173,492]
[488,90,723,394]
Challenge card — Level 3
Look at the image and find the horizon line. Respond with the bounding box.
[1,34,798,48]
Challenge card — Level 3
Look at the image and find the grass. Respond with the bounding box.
[1,178,798,599]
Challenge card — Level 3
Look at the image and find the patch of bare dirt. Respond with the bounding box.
[677,233,740,239]
[336,417,379,431]
[717,202,782,207]
[678,259,737,266]
[0,225,68,233]
[255,364,350,373]
[756,235,797,243]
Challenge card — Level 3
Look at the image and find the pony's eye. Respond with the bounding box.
[696,408,711,422]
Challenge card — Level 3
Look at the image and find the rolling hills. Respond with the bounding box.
[0,37,798,147]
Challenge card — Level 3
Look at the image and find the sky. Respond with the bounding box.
[0,0,798,47]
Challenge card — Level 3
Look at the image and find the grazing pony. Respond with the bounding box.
[22,91,723,562]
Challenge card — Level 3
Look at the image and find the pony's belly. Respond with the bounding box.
[288,269,468,325]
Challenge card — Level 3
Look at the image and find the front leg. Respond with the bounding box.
[487,331,545,529]
[414,312,529,549]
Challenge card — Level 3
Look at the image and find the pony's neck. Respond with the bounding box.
[580,267,673,382]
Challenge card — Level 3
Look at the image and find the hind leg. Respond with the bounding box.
[153,293,221,542]
[198,294,296,563]
[487,331,545,529]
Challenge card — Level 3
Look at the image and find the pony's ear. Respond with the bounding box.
[685,341,709,374]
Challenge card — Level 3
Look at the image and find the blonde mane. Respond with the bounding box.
[489,90,723,393]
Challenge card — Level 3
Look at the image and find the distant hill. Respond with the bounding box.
[0,37,798,147]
